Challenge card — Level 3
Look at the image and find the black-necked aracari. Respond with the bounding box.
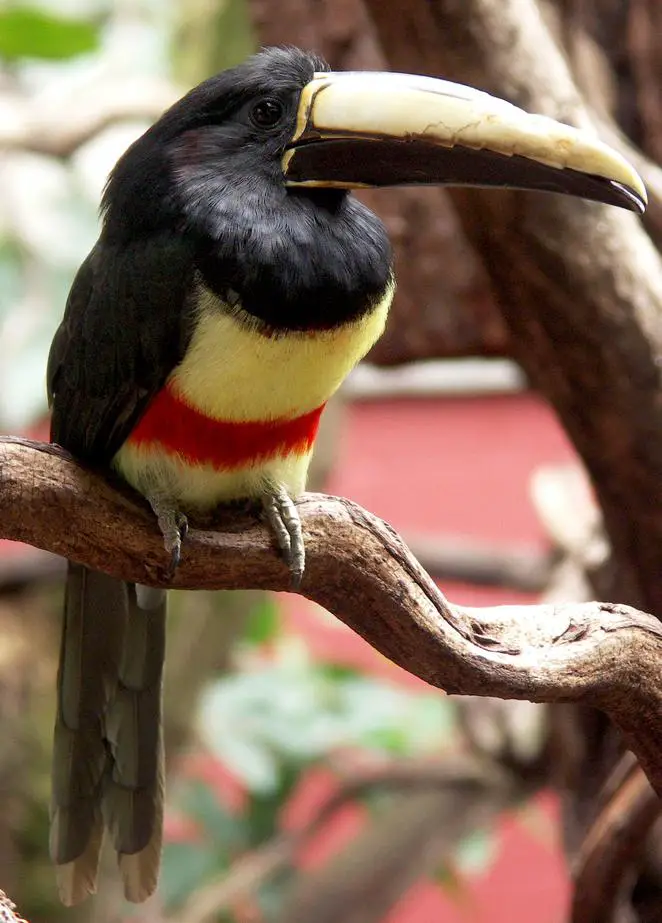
[46,46,646,905]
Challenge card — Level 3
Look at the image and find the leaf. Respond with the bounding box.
[245,790,283,846]
[160,841,221,909]
[199,651,457,796]
[453,827,500,875]
[245,761,300,846]
[0,6,100,61]
[318,662,362,681]
[178,779,246,853]
[433,862,469,903]
[243,596,281,646]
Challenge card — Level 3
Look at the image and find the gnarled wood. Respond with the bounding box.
[2,435,662,800]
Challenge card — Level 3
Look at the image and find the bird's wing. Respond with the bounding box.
[47,233,197,462]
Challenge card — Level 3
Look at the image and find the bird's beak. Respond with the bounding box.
[282,72,647,213]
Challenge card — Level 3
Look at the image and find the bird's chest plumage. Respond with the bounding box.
[113,284,392,508]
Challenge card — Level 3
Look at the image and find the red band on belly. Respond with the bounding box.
[127,384,325,469]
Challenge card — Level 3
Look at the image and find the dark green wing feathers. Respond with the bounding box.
[48,234,193,903]
[47,234,196,463]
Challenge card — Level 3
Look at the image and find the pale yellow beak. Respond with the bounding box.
[283,71,646,213]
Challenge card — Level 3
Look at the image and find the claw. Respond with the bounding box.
[166,539,181,580]
[262,487,305,588]
[147,496,188,579]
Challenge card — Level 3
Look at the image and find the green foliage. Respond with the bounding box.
[161,780,248,908]
[161,765,303,911]
[179,779,246,850]
[0,5,101,61]
[242,595,282,646]
[454,827,500,875]
[198,644,455,794]
[158,642,459,915]
[160,841,223,909]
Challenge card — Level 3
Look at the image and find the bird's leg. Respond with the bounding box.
[262,485,305,588]
[147,493,188,577]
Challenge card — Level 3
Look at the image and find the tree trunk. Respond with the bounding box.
[360,1,662,920]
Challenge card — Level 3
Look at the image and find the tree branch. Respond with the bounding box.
[169,759,497,923]
[363,0,662,619]
[274,785,502,923]
[404,532,551,592]
[572,755,662,923]
[1,82,176,158]
[2,435,662,796]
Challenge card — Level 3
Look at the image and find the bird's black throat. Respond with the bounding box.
[194,185,393,333]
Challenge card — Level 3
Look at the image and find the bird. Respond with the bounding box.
[46,46,646,905]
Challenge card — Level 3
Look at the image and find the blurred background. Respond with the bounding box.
[1,1,660,921]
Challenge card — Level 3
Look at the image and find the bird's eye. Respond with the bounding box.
[249,98,284,129]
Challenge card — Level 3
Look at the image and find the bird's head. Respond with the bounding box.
[101,46,646,329]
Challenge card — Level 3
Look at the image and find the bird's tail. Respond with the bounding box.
[104,582,166,902]
[50,564,166,905]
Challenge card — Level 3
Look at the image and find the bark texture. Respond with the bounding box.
[360,1,662,919]
[2,437,662,797]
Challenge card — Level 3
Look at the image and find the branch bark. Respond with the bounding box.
[2,435,662,797]
[572,756,661,923]
[363,0,662,615]
[0,890,28,923]
[359,4,662,917]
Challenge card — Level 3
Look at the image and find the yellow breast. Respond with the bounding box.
[114,280,395,508]
[172,281,394,422]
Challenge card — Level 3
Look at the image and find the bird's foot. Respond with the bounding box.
[262,487,305,588]
[147,495,188,578]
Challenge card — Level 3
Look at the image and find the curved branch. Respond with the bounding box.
[1,83,176,158]
[572,755,662,923]
[2,435,662,795]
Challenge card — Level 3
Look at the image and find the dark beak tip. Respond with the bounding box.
[617,183,647,215]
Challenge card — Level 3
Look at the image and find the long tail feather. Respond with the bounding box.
[102,585,166,903]
[50,564,128,905]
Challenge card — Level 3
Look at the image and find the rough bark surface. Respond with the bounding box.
[360,2,662,919]
[2,436,662,802]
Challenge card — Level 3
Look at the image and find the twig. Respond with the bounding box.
[273,776,511,923]
[1,435,662,796]
[571,756,661,923]
[404,532,551,591]
[168,836,293,923]
[0,83,176,158]
[169,759,493,923]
